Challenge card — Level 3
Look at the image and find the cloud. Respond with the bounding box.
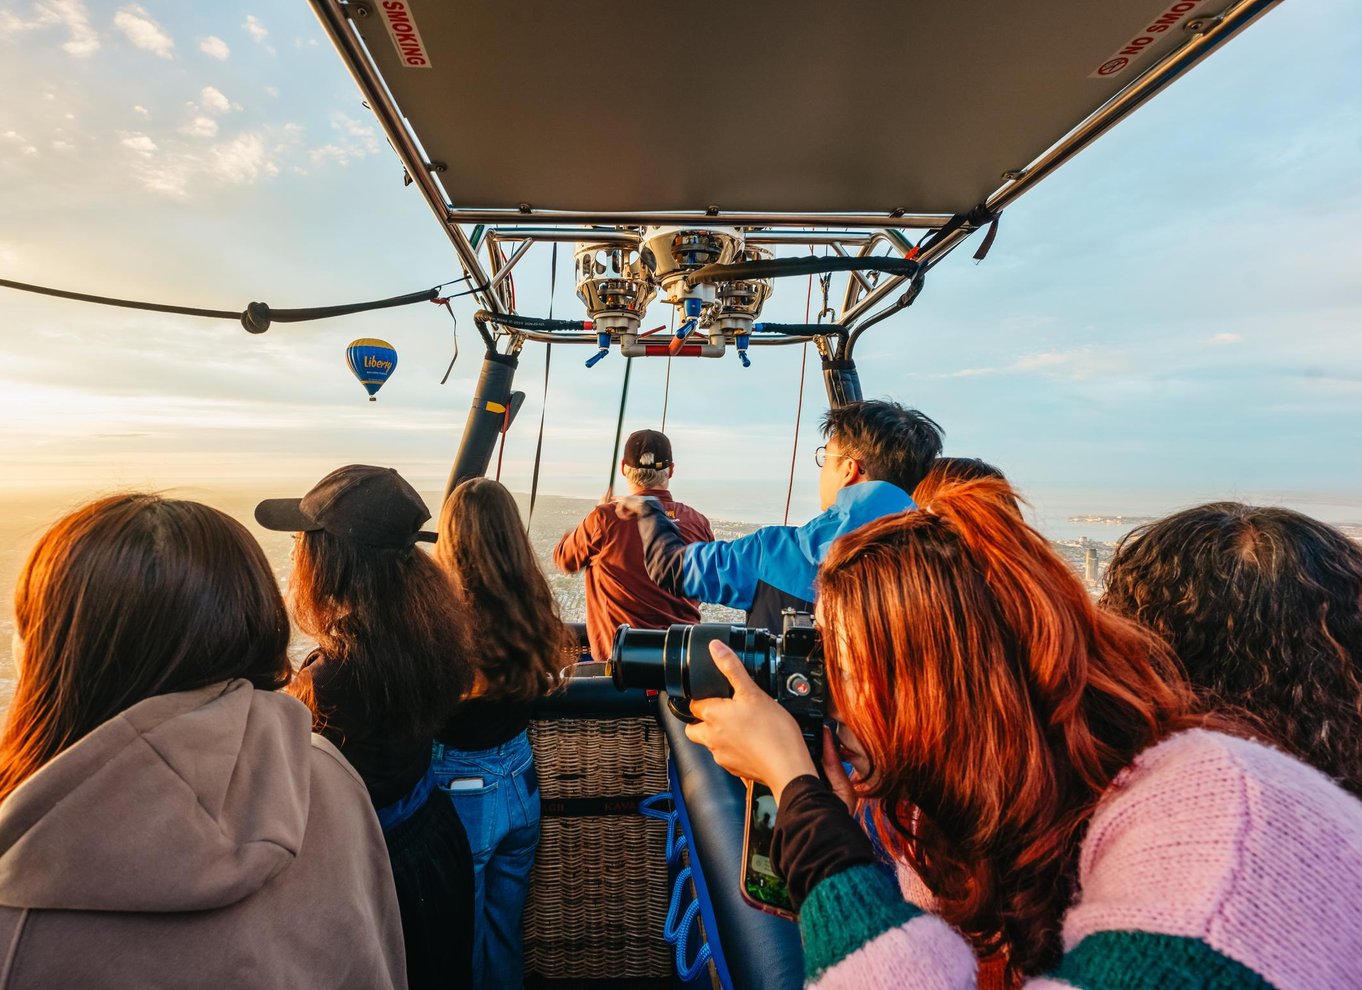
[199,35,229,60]
[121,122,297,197]
[244,14,267,42]
[922,346,1131,382]
[198,85,238,115]
[1011,347,1129,380]
[0,0,99,56]
[182,116,218,138]
[309,143,349,167]
[2,130,38,156]
[132,104,149,116]
[120,133,158,155]
[113,4,174,58]
[1209,332,1243,345]
[210,132,275,183]
[307,113,382,168]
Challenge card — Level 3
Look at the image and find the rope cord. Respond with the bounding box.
[605,357,633,499]
[527,244,557,527]
[0,276,480,334]
[437,299,459,384]
[782,250,816,526]
[661,304,676,432]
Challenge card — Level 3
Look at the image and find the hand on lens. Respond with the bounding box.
[685,640,817,805]
[613,495,648,519]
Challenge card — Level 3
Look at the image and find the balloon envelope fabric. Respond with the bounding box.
[346,338,398,400]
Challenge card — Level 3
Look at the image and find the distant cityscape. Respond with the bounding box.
[2,492,1360,711]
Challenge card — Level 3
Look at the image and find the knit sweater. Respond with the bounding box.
[798,729,1362,989]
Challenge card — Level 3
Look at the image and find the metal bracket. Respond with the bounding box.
[1185,14,1225,32]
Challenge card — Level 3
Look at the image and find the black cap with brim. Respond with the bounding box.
[254,465,435,549]
[255,498,323,534]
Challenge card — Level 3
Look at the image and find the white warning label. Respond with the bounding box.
[1090,0,1209,79]
[379,1,432,69]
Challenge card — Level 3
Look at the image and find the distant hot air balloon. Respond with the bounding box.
[346,338,398,401]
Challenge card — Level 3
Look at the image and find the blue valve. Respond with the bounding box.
[684,297,703,319]
[674,318,697,342]
[737,333,751,367]
[585,332,611,368]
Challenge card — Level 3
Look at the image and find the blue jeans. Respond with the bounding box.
[432,731,540,990]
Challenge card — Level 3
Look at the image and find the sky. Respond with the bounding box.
[0,1,1359,527]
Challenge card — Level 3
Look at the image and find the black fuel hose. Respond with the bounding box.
[473,310,589,334]
[684,255,921,288]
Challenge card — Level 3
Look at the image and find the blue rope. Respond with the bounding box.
[646,792,712,982]
[675,898,713,982]
[663,865,694,944]
[639,793,686,864]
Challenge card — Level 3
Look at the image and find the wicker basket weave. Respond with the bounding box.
[524,716,671,980]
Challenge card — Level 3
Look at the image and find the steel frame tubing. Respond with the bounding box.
[308,0,501,314]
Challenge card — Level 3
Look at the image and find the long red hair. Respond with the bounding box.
[818,477,1208,976]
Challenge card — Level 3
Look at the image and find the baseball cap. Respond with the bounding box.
[255,464,436,548]
[623,429,672,470]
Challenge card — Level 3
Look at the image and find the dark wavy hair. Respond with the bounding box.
[435,478,572,702]
[289,528,472,740]
[819,478,1213,977]
[820,400,944,494]
[2,494,290,803]
[1101,502,1362,796]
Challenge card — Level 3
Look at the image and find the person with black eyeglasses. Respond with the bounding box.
[616,400,943,629]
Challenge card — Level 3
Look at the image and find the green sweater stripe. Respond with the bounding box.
[1048,930,1275,989]
[800,864,924,982]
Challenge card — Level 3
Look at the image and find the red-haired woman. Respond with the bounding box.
[687,478,1362,988]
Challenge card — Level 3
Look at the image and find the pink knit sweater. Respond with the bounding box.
[800,729,1362,989]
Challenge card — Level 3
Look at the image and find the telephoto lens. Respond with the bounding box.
[610,623,775,720]
[609,612,826,753]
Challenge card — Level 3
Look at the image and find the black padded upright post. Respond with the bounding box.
[446,351,519,497]
[821,357,863,408]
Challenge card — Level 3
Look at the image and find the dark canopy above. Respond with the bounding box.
[339,0,1265,218]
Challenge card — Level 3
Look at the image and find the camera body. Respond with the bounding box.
[610,609,826,758]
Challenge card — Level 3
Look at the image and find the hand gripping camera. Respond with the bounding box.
[609,610,827,921]
[609,609,827,756]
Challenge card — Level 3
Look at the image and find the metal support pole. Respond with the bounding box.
[821,358,862,408]
[446,351,520,496]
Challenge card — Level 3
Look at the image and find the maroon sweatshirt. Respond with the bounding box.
[554,488,714,662]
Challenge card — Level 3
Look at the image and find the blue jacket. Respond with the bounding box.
[637,481,916,630]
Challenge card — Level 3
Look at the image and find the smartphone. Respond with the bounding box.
[740,780,796,920]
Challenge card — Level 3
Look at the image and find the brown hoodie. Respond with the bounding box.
[0,679,407,989]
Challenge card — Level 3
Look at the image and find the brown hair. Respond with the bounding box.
[1102,502,1362,796]
[1,494,290,803]
[289,528,472,738]
[818,478,1211,976]
[435,478,572,702]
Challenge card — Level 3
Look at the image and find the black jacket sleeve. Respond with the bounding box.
[635,496,689,596]
[770,775,878,910]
